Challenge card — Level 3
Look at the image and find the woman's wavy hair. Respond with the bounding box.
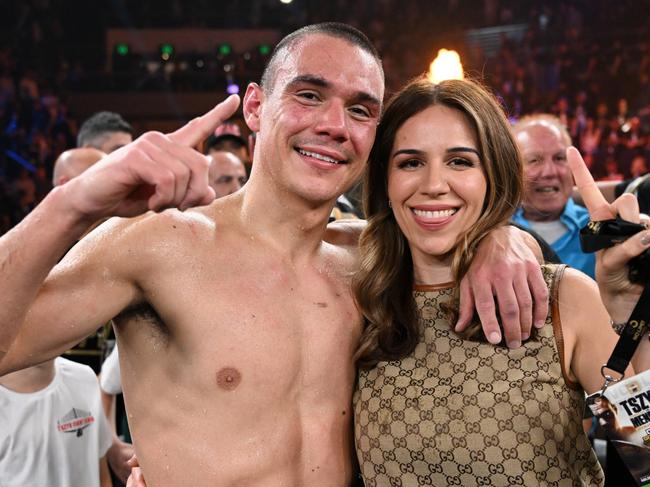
[354,76,524,368]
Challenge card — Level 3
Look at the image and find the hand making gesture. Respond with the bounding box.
[567,146,650,324]
[61,95,241,222]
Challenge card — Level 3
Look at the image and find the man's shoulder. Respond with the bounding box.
[55,357,98,386]
[77,203,227,262]
[97,206,218,241]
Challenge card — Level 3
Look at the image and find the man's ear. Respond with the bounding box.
[243,83,264,133]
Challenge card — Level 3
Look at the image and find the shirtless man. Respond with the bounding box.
[0,23,547,486]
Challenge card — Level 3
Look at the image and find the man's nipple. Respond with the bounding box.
[216,367,242,391]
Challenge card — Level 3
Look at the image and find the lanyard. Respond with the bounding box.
[600,281,650,394]
[580,218,650,391]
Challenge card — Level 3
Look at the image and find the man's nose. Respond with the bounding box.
[537,158,560,178]
[315,101,349,142]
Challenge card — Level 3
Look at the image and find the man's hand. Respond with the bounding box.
[456,226,549,348]
[62,95,240,223]
[107,437,136,484]
[567,146,650,322]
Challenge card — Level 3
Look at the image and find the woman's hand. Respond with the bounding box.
[567,146,650,322]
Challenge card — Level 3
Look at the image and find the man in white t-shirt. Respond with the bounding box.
[100,345,122,396]
[0,357,112,486]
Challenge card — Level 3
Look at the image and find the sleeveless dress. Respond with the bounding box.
[354,264,604,486]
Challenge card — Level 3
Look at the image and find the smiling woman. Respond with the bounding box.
[352,77,619,486]
[387,104,487,273]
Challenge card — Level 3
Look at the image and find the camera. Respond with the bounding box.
[580,218,650,284]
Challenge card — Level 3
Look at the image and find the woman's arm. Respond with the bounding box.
[557,268,634,395]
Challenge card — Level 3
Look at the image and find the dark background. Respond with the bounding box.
[1,0,649,233]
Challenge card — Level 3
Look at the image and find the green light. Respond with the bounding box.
[116,43,129,56]
[218,43,232,56]
[259,44,271,56]
[160,44,174,56]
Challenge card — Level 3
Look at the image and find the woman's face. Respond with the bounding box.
[387,104,487,270]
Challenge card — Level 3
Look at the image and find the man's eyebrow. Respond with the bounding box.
[286,75,381,109]
[354,92,382,110]
[285,75,330,90]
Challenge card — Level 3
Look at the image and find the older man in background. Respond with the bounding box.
[512,114,595,278]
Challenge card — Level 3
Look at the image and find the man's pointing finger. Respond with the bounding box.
[168,95,241,147]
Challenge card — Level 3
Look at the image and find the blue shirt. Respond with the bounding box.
[512,198,595,278]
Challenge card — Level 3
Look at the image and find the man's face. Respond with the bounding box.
[516,123,572,222]
[95,131,133,154]
[249,34,384,204]
[208,152,247,198]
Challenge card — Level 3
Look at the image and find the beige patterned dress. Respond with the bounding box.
[354,265,604,486]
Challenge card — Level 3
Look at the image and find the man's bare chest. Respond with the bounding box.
[121,251,362,392]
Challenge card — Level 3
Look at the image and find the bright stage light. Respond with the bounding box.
[428,49,464,84]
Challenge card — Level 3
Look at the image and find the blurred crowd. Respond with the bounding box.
[1,0,649,235]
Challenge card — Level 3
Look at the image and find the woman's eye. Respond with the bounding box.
[397,159,423,169]
[449,157,474,167]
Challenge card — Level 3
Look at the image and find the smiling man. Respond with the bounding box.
[0,23,385,487]
[511,114,595,277]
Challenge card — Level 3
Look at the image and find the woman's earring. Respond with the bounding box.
[388,200,392,208]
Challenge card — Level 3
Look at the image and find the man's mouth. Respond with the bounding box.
[296,148,347,165]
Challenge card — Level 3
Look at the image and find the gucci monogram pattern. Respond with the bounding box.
[354,265,604,486]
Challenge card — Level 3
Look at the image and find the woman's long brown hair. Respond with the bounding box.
[354,77,524,369]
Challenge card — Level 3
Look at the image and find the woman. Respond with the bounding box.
[353,77,623,486]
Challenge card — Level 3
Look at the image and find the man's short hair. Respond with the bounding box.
[511,114,572,146]
[77,111,133,148]
[204,134,247,155]
[260,22,383,93]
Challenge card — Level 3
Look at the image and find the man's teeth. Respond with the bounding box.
[413,208,457,218]
[297,149,341,164]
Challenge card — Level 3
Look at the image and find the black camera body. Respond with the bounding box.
[580,218,650,284]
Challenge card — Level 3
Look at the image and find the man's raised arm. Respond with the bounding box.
[0,95,240,371]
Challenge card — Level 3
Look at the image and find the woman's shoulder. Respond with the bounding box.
[554,265,608,343]
[554,266,598,296]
